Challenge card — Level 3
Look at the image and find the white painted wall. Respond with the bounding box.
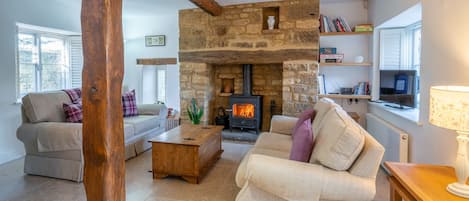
[368,0,420,27]
[0,0,81,164]
[123,14,181,110]
[319,0,371,125]
[368,0,469,165]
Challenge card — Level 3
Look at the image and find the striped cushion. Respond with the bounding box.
[122,90,138,117]
[63,99,83,123]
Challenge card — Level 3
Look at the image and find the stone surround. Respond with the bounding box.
[179,0,319,126]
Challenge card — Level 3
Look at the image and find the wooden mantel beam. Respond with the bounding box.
[81,0,126,200]
[189,0,223,16]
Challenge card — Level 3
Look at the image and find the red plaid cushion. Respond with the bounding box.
[63,99,83,123]
[122,90,138,117]
[62,88,82,102]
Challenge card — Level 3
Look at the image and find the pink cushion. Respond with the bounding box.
[122,90,138,117]
[289,118,313,162]
[292,108,315,137]
[63,99,83,123]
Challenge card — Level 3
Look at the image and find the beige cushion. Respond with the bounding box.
[124,124,135,140]
[235,147,290,188]
[269,115,298,135]
[254,132,293,153]
[22,91,71,123]
[310,107,365,171]
[137,104,166,115]
[312,98,337,135]
[124,115,161,134]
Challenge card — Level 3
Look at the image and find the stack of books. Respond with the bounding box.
[354,24,373,32]
[319,47,343,63]
[353,82,370,95]
[319,15,352,33]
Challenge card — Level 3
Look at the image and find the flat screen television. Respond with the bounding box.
[379,70,418,109]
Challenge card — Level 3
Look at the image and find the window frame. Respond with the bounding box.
[16,24,81,101]
[378,22,422,108]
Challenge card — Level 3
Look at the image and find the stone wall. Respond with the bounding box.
[179,0,320,125]
[282,60,319,116]
[179,62,215,124]
[179,0,319,52]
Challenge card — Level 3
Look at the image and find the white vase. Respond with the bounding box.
[267,16,275,30]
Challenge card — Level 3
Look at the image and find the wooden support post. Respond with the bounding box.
[189,0,223,16]
[81,0,125,200]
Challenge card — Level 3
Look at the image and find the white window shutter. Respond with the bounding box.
[379,29,405,70]
[69,36,83,89]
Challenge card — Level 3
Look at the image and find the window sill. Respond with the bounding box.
[368,101,423,126]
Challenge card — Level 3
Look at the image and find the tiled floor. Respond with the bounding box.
[0,142,390,201]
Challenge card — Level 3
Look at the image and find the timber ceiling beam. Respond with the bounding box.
[81,0,126,200]
[189,0,223,16]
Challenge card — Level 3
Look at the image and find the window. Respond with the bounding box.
[16,24,82,100]
[141,66,167,104]
[379,22,422,108]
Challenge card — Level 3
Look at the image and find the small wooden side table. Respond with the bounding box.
[384,162,469,201]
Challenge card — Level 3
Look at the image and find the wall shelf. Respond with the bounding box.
[320,31,373,36]
[318,94,371,100]
[320,62,372,67]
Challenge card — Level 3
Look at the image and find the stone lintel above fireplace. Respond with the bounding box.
[179,49,318,64]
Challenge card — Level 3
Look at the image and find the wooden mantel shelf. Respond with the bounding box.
[179,49,318,64]
[136,58,177,65]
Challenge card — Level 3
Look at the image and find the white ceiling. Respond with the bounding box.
[123,0,280,18]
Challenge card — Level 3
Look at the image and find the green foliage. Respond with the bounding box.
[187,98,204,124]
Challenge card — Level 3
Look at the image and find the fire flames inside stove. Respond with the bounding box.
[232,103,255,119]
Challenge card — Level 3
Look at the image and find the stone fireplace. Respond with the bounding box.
[179,0,320,131]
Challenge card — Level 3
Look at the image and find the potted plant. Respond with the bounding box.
[187,98,203,125]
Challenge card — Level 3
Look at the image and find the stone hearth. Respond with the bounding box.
[179,0,320,131]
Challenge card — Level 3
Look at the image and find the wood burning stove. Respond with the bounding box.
[229,64,262,134]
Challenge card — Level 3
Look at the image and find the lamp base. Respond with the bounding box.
[447,182,469,198]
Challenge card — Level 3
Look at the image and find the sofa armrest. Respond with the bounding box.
[137,104,167,117]
[243,154,324,201]
[17,122,83,153]
[269,115,298,135]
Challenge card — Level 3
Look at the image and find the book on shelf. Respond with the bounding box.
[353,82,370,95]
[317,74,326,95]
[319,47,337,54]
[320,54,344,63]
[354,24,373,32]
[319,15,353,33]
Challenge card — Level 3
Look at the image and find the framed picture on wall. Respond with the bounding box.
[145,35,166,46]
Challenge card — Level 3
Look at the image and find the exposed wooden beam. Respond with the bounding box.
[189,0,223,16]
[179,49,318,64]
[136,58,177,65]
[81,0,126,200]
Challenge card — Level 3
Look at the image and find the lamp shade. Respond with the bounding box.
[429,86,469,131]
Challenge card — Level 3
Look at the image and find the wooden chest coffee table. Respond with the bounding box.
[148,124,224,184]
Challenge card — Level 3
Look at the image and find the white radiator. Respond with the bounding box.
[366,113,409,166]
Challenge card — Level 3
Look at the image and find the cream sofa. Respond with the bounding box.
[235,98,385,201]
[16,91,167,182]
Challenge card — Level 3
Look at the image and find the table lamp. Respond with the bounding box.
[429,86,469,198]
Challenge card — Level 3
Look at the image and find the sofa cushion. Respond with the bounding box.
[22,91,71,123]
[124,115,161,134]
[62,88,82,102]
[63,100,83,123]
[289,118,313,162]
[292,108,315,137]
[254,132,292,153]
[123,124,135,141]
[310,107,365,171]
[312,98,337,135]
[235,147,290,188]
[122,90,138,117]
